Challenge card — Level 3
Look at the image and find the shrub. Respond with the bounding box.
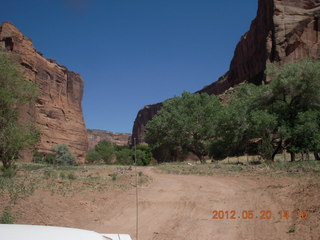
[110,173,117,181]
[135,145,152,166]
[95,141,115,164]
[51,144,76,166]
[1,167,17,178]
[116,148,133,165]
[45,154,56,165]
[86,149,102,163]
[67,173,77,180]
[32,152,45,163]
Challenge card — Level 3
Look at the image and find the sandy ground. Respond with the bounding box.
[9,167,320,240]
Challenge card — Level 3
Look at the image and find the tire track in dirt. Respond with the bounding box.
[94,168,295,240]
[13,167,299,240]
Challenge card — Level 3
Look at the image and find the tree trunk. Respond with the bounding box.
[306,152,310,161]
[289,152,295,162]
[314,151,320,161]
[271,140,282,161]
[198,155,206,164]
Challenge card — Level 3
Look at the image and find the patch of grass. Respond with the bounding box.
[0,176,36,204]
[59,172,66,179]
[1,167,17,178]
[156,159,320,177]
[0,207,14,224]
[110,173,117,181]
[67,173,77,180]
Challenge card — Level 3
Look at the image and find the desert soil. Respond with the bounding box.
[9,167,320,240]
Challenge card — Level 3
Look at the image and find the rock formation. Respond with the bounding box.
[0,22,88,162]
[132,102,163,145]
[87,129,131,149]
[132,0,320,144]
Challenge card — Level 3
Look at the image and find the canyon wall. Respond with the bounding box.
[87,129,131,149]
[0,22,88,162]
[132,0,320,144]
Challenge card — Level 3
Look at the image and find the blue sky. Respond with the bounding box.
[1,0,258,133]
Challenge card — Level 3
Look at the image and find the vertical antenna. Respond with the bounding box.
[134,138,139,240]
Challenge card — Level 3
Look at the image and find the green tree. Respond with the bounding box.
[264,59,320,161]
[0,53,39,169]
[208,84,273,160]
[116,148,133,165]
[95,140,115,163]
[146,92,221,163]
[212,59,320,162]
[86,149,102,163]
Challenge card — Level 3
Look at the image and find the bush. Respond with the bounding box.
[1,167,16,178]
[33,152,57,164]
[45,154,56,164]
[95,141,115,163]
[116,148,133,165]
[67,173,77,180]
[110,173,117,181]
[86,149,102,163]
[135,145,152,166]
[32,152,45,163]
[51,144,76,166]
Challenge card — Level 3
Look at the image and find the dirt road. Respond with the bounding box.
[13,167,317,240]
[96,168,295,240]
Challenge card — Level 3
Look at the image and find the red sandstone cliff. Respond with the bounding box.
[132,0,320,144]
[87,129,131,149]
[0,22,88,162]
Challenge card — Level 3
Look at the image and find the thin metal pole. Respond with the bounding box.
[134,138,139,240]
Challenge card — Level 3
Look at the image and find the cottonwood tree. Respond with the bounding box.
[146,92,221,163]
[263,58,320,161]
[0,53,39,169]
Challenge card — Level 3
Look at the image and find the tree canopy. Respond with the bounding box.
[146,59,320,163]
[0,52,40,169]
[146,91,221,162]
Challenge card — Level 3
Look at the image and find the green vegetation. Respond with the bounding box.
[95,140,116,163]
[156,158,320,177]
[86,140,153,166]
[51,144,76,166]
[33,144,76,166]
[0,53,40,170]
[146,92,221,163]
[146,59,320,163]
[0,207,14,224]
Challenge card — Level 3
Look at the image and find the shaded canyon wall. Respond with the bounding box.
[132,0,320,144]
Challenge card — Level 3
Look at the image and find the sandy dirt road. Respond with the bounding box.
[12,167,314,240]
[96,168,295,240]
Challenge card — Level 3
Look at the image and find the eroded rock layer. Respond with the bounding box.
[87,129,131,149]
[132,0,320,144]
[0,22,88,162]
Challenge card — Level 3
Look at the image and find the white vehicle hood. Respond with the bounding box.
[0,224,132,240]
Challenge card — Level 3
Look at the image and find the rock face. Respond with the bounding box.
[0,22,88,162]
[199,0,320,94]
[132,103,163,145]
[132,0,320,144]
[87,129,131,149]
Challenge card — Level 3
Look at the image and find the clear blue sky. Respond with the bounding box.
[1,0,258,133]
